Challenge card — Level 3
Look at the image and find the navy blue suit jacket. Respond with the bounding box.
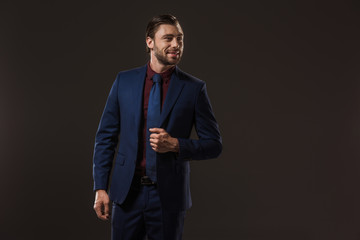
[93,64,222,210]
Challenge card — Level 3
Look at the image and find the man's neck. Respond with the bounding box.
[149,58,175,73]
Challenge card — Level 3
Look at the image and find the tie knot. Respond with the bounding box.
[152,74,162,84]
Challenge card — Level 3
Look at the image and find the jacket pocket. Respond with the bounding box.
[115,153,126,166]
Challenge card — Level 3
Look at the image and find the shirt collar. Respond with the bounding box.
[146,62,175,83]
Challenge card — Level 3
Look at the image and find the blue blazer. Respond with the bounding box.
[93,64,222,210]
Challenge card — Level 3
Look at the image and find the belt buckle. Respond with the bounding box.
[140,176,155,186]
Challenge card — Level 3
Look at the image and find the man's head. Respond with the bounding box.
[145,14,184,67]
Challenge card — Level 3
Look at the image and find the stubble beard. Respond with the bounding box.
[153,45,181,66]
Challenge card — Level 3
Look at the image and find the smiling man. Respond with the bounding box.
[92,14,222,240]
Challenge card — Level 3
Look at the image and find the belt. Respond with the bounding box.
[139,176,156,186]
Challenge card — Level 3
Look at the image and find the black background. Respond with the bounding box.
[1,0,360,239]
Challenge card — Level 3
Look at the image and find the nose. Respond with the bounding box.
[171,38,180,48]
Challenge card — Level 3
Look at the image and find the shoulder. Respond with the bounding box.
[175,67,205,87]
[116,65,147,78]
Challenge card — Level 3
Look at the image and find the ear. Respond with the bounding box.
[146,37,154,50]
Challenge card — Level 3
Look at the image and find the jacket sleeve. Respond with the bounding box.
[92,74,121,191]
[177,83,222,160]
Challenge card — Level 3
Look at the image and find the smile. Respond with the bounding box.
[166,50,179,55]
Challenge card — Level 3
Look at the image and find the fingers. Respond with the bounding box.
[104,201,110,220]
[149,128,171,153]
[149,133,159,139]
[94,201,110,221]
[149,137,160,152]
[94,202,104,219]
[149,128,165,133]
[149,137,159,144]
[150,142,159,152]
[150,128,168,139]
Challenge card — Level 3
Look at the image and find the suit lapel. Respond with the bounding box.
[160,67,185,127]
[133,65,147,137]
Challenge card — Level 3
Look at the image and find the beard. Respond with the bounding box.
[153,44,182,66]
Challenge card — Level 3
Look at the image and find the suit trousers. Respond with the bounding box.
[111,182,186,240]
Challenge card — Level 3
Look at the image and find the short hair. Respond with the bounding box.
[145,14,180,53]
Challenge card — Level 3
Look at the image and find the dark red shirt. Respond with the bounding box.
[135,63,175,176]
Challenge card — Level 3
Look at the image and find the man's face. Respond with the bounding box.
[147,24,184,66]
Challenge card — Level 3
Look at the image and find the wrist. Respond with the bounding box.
[96,189,107,196]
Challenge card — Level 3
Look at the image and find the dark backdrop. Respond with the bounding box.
[1,0,360,239]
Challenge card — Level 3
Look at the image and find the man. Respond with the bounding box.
[93,14,222,240]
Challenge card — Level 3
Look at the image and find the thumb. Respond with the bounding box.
[104,201,110,219]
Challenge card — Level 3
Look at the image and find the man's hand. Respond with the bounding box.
[149,128,179,153]
[93,190,110,221]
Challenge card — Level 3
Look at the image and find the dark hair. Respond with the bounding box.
[145,14,180,53]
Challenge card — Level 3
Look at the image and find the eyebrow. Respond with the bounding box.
[162,34,183,38]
